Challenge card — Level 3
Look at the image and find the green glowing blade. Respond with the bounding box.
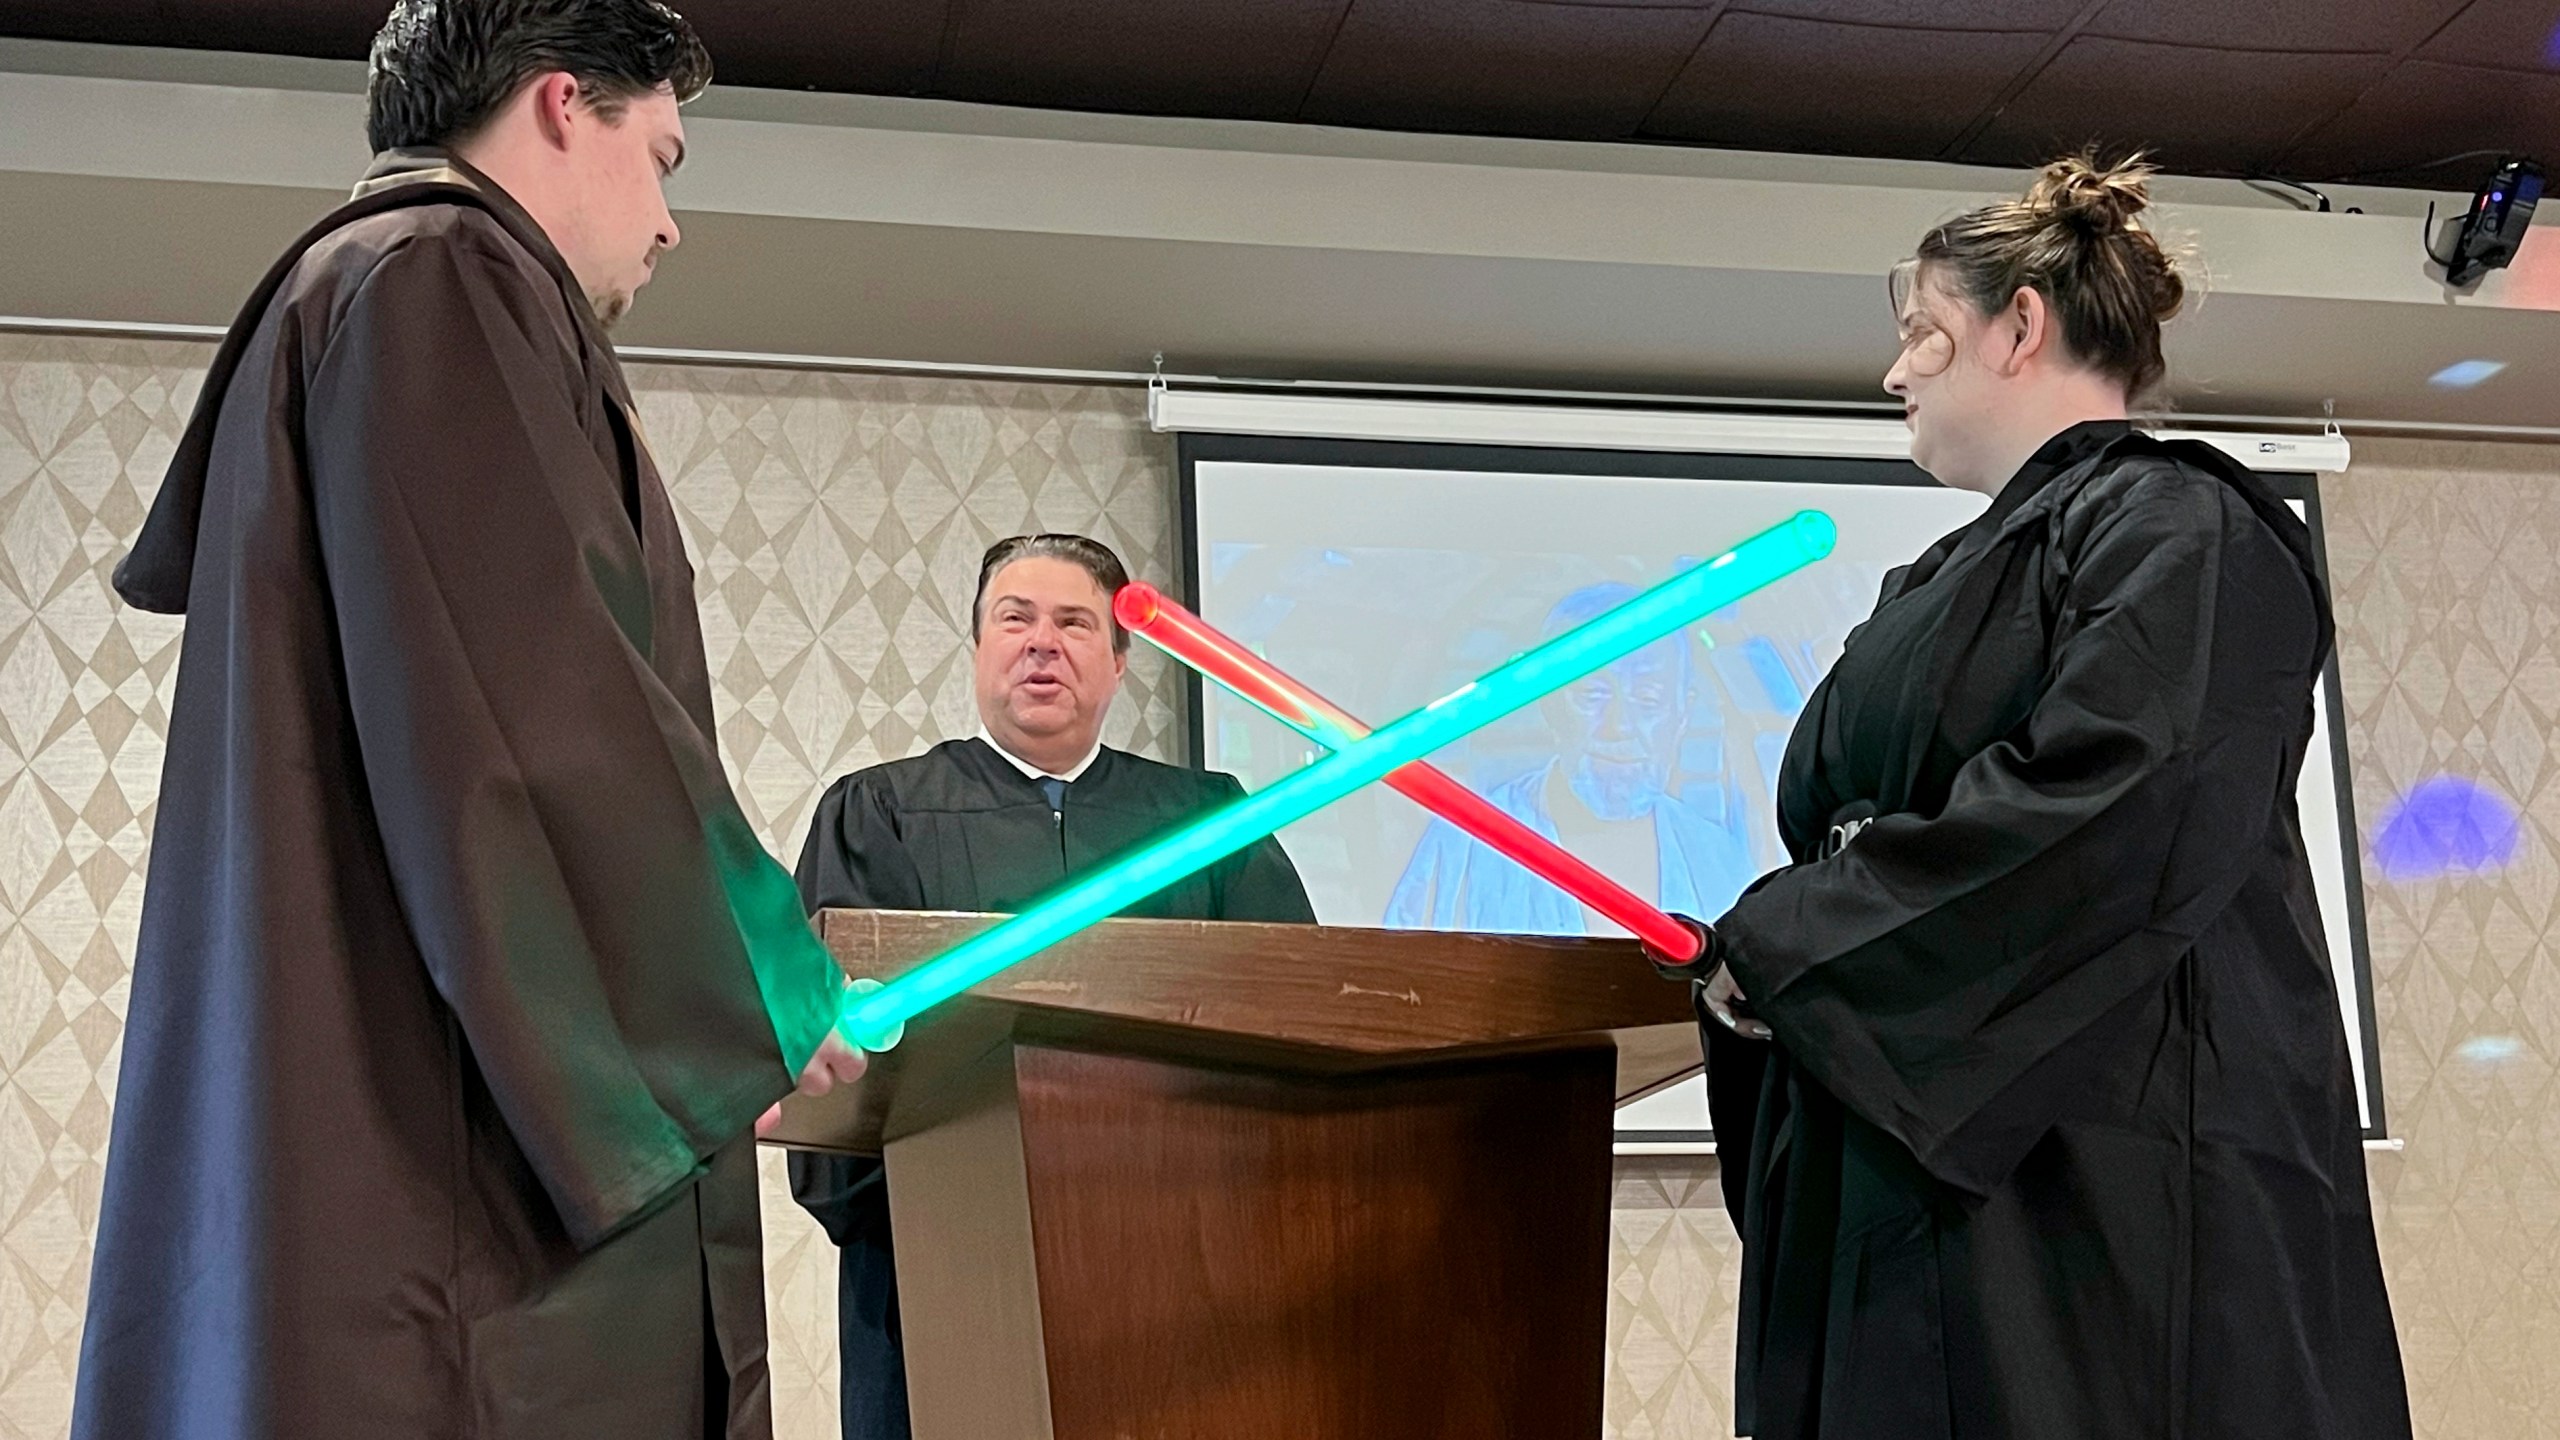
[839,510,1836,1049]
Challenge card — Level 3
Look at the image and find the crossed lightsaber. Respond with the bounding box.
[835,511,1836,1049]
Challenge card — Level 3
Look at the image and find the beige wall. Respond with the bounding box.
[2327,438,2560,1436]
[0,331,2551,1439]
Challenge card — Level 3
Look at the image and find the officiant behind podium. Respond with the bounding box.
[789,532,1316,1440]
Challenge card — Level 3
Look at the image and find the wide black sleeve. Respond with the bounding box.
[305,226,842,1249]
[788,770,924,1245]
[794,770,930,913]
[1716,464,2323,1198]
[1206,773,1319,924]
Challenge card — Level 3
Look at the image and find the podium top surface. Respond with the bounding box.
[764,910,1703,1154]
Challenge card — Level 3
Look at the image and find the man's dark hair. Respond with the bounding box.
[973,535,1133,655]
[365,0,713,154]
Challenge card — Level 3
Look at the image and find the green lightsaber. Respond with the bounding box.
[837,510,1837,1049]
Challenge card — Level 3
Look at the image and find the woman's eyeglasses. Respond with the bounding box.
[1897,326,1956,378]
[1887,261,1955,377]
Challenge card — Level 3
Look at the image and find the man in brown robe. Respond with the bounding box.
[73,4,863,1437]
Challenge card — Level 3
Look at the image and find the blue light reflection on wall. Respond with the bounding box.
[2454,1035,2525,1066]
[2370,776,2522,882]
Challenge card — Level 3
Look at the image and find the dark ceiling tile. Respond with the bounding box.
[2280,60,2560,184]
[2417,0,2560,70]
[2083,0,2470,54]
[1298,0,1718,138]
[935,0,1349,119]
[1725,0,2088,30]
[0,0,379,56]
[683,0,949,94]
[161,0,381,56]
[1961,36,2389,175]
[1647,14,2047,157]
[0,1,167,48]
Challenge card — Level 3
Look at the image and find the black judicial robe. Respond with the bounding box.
[74,151,841,1440]
[790,737,1314,1438]
[1704,422,2409,1439]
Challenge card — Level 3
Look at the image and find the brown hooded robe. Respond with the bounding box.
[72,150,840,1440]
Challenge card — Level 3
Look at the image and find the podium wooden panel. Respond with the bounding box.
[763,911,1703,1440]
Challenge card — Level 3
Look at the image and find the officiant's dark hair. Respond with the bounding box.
[974,535,1134,655]
[365,0,713,154]
[1903,151,2188,400]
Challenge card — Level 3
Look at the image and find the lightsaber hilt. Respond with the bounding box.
[1641,913,1719,980]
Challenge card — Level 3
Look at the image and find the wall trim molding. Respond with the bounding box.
[9,318,2558,444]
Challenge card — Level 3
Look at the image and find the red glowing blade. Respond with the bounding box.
[1115,582,1703,962]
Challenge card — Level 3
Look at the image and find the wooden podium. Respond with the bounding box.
[762,910,1704,1440]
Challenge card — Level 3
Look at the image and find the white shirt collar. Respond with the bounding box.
[976,729,1103,784]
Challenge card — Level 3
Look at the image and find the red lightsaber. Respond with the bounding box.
[1114,582,1704,962]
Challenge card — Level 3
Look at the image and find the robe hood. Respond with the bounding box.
[113,149,580,614]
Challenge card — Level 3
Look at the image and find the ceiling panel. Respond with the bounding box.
[935,0,1348,118]
[682,0,948,94]
[2416,0,2560,70]
[2082,0,2472,54]
[1299,0,1716,137]
[2280,59,2560,185]
[0,0,349,52]
[148,0,378,55]
[6,0,2557,184]
[1647,14,2046,156]
[1964,37,2391,174]
[1725,0,2088,29]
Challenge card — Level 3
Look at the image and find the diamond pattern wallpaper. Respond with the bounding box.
[0,328,2552,1440]
[624,358,1197,1438]
[2324,442,2560,1440]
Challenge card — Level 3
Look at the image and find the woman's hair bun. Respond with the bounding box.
[2024,152,2157,232]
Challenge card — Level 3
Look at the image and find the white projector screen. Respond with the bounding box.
[1181,434,2386,1146]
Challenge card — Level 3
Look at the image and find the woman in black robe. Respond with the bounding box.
[1663,155,2411,1439]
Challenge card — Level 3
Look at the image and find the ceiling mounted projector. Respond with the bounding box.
[2431,156,2543,289]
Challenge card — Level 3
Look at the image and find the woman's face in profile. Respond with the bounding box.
[1883,268,2003,494]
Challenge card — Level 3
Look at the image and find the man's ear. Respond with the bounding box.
[529,71,582,151]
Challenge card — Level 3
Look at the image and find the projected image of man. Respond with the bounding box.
[1387,582,1755,935]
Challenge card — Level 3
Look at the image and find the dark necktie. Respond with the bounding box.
[1039,776,1067,812]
